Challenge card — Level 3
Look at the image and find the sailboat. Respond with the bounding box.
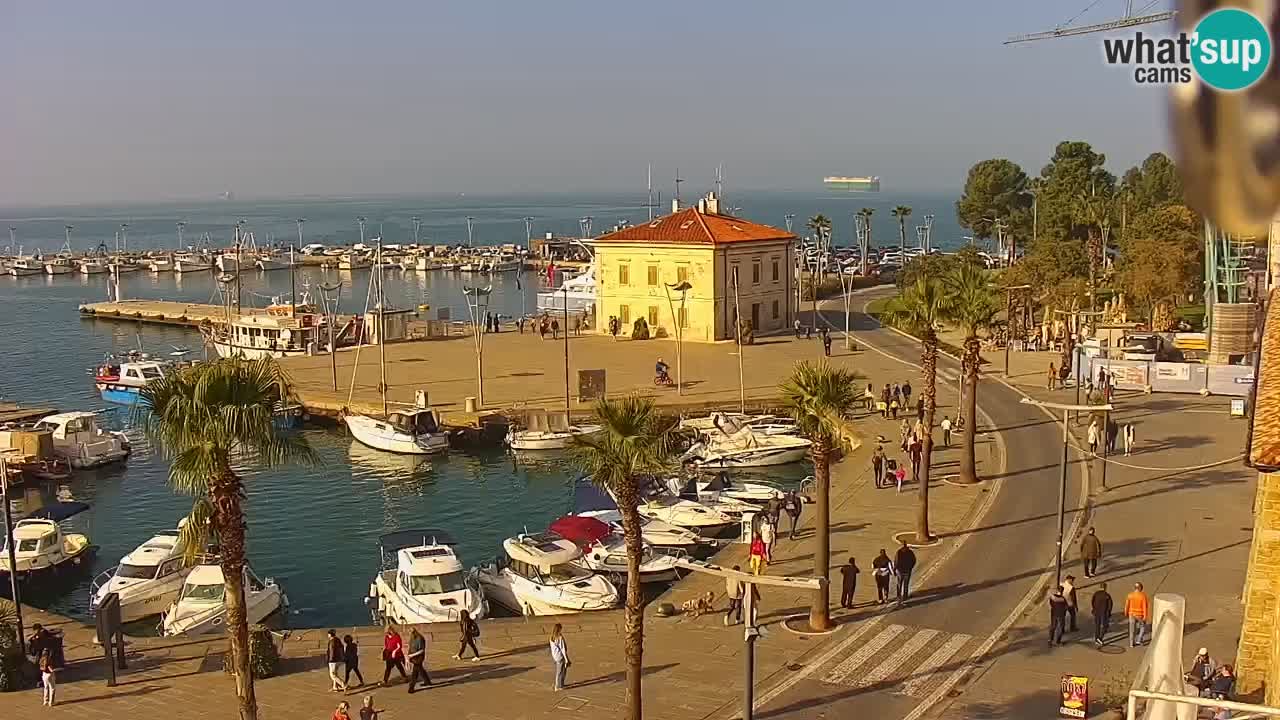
[343,237,449,455]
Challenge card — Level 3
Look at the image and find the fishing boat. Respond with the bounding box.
[33,411,131,469]
[549,516,681,584]
[79,256,110,275]
[9,256,43,277]
[255,253,288,271]
[44,256,75,275]
[0,503,96,580]
[94,359,171,405]
[206,308,324,360]
[338,253,370,270]
[90,525,192,622]
[475,532,618,616]
[172,253,213,273]
[161,563,287,636]
[215,254,241,273]
[147,256,174,272]
[113,259,141,273]
[366,529,487,625]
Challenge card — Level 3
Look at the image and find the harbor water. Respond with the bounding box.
[0,191,955,628]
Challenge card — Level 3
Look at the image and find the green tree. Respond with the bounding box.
[945,265,1000,484]
[136,358,314,720]
[779,361,861,630]
[1118,204,1202,322]
[1120,152,1184,218]
[884,277,948,542]
[956,159,1031,241]
[1073,188,1114,311]
[891,205,913,256]
[1036,141,1116,244]
[573,396,678,720]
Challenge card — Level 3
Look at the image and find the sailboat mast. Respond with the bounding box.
[563,286,570,424]
[377,235,388,417]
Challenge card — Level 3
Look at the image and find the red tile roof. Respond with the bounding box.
[592,207,795,246]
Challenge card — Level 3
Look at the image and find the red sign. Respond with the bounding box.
[1059,675,1089,718]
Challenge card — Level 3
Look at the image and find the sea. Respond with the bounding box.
[0,190,961,629]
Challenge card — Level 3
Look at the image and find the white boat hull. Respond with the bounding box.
[162,584,286,636]
[173,261,212,273]
[92,570,191,623]
[507,425,601,451]
[476,569,617,616]
[691,445,810,468]
[211,340,310,360]
[369,571,487,625]
[345,414,449,455]
[148,260,174,272]
[46,264,74,275]
[10,267,42,277]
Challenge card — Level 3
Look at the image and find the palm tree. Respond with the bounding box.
[136,358,314,720]
[573,396,678,720]
[945,264,1000,484]
[779,361,861,631]
[884,276,948,542]
[858,208,875,275]
[891,205,913,257]
[806,214,833,283]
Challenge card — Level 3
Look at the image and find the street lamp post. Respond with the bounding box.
[465,216,475,247]
[463,285,492,406]
[320,282,343,391]
[664,280,692,395]
[1020,398,1112,588]
[838,268,856,350]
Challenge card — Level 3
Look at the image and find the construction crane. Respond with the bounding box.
[1004,0,1175,44]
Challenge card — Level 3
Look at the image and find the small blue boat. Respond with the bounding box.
[94,359,171,405]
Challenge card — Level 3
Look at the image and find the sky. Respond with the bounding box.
[1,0,1174,207]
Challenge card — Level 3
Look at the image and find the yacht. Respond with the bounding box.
[172,253,213,273]
[34,412,130,469]
[574,509,705,551]
[661,477,758,521]
[680,412,799,437]
[685,472,786,505]
[9,256,44,277]
[476,532,618,616]
[680,417,812,468]
[367,529,487,625]
[206,307,324,359]
[633,493,737,538]
[345,408,449,455]
[94,359,171,405]
[548,516,681,584]
[90,527,192,622]
[44,256,75,275]
[507,421,602,451]
[537,265,596,314]
[79,256,110,275]
[161,563,287,636]
[0,504,95,580]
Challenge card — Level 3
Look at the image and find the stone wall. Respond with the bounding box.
[1237,470,1280,700]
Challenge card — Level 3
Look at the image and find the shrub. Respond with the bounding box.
[632,317,651,340]
[221,625,281,679]
[0,604,34,692]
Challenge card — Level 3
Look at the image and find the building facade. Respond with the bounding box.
[592,194,796,342]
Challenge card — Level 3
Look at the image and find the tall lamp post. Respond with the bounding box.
[320,281,343,391]
[664,280,692,395]
[463,285,492,406]
[838,267,856,350]
[1020,398,1112,588]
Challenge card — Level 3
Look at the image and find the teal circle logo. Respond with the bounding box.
[1191,8,1272,91]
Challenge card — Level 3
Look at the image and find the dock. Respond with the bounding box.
[78,299,239,327]
[0,401,56,425]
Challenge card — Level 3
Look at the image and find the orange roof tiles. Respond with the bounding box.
[592,207,795,246]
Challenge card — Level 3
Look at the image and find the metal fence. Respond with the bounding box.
[1079,353,1254,398]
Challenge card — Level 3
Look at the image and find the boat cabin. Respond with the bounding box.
[388,409,442,437]
[501,533,593,584]
[222,313,319,354]
[116,530,185,581]
[1,508,90,574]
[378,528,468,596]
[35,412,110,444]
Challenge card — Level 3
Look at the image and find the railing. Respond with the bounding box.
[88,566,117,606]
[1127,689,1280,720]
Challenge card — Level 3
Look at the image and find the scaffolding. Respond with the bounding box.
[1204,220,1252,333]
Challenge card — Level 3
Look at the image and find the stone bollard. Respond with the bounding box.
[465,396,478,413]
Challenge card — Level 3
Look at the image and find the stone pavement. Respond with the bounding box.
[3,305,1005,719]
[927,343,1254,719]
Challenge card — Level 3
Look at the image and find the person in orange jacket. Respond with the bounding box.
[1125,582,1151,647]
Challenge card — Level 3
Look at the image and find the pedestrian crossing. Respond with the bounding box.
[820,623,974,698]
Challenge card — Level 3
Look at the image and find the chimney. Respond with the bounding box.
[697,198,707,214]
[672,198,680,213]
[704,191,720,215]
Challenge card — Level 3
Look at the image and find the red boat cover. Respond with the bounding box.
[549,515,611,547]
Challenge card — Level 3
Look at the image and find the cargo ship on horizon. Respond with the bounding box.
[823,175,880,192]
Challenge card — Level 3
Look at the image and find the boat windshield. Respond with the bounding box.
[181,583,225,602]
[407,571,467,595]
[140,366,163,380]
[17,538,39,552]
[117,563,159,580]
[544,563,593,583]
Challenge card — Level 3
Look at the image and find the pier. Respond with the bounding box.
[78,299,239,328]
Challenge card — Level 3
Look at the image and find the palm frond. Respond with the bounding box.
[779,361,863,450]
[177,498,215,564]
[946,264,1001,336]
[884,276,949,336]
[572,395,678,498]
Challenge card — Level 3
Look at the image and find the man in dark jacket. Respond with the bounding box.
[894,540,917,605]
[872,446,886,489]
[1080,527,1103,578]
[1091,582,1114,646]
[839,557,859,609]
[1049,586,1069,647]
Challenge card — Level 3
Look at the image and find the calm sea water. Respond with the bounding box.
[0,191,953,628]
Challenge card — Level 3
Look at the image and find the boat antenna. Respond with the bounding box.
[176,221,186,252]
[674,168,684,208]
[563,283,571,426]
[645,163,659,221]
[292,219,304,316]
[715,163,723,203]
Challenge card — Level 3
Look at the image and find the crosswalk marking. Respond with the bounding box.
[856,628,939,688]
[822,624,906,685]
[899,633,971,697]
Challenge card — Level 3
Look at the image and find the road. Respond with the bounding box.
[746,288,1086,720]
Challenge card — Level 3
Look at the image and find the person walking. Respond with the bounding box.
[406,627,432,693]
[749,531,767,575]
[1081,527,1103,578]
[759,515,776,563]
[794,318,802,339]
[783,490,803,539]
[1062,574,1079,632]
[840,557,860,609]
[889,397,900,420]
[1048,586,1069,647]
[1048,362,1057,390]
[872,446,886,488]
[1087,420,1100,455]
[941,416,953,447]
[822,328,833,356]
[327,629,349,692]
[864,383,876,411]
[344,634,366,688]
[381,625,408,686]
[909,436,923,483]
[899,419,911,452]
[538,317,547,339]
[872,549,894,604]
[916,395,925,422]
[1125,582,1151,647]
[894,462,907,493]
[455,609,481,661]
[902,380,912,405]
[38,647,55,706]
[724,565,744,625]
[1105,416,1119,454]
[549,623,571,691]
[894,540,917,605]
[359,696,381,720]
[1091,582,1114,646]
[550,317,560,339]
[1124,423,1136,456]
[893,383,902,406]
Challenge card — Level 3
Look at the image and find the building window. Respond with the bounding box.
[772,259,780,282]
[648,306,659,327]
[677,266,688,284]
[752,262,761,284]
[647,265,658,286]
[619,305,630,324]
[678,306,688,329]
[772,300,779,319]
[618,264,630,286]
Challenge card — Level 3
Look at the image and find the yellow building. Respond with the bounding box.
[592,193,796,342]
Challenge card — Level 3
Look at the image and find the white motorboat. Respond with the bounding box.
[33,411,130,469]
[476,532,618,616]
[575,509,705,551]
[686,472,786,505]
[681,416,812,468]
[79,256,110,275]
[0,504,95,580]
[507,423,602,451]
[632,493,737,537]
[9,256,44,276]
[367,529,487,625]
[90,526,192,622]
[345,408,449,455]
[147,256,174,272]
[660,477,758,520]
[161,563,287,636]
[549,516,681,584]
[680,412,799,437]
[537,264,596,314]
[215,254,242,273]
[172,253,213,273]
[45,256,75,275]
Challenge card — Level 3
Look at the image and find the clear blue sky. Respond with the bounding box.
[1,0,1171,206]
